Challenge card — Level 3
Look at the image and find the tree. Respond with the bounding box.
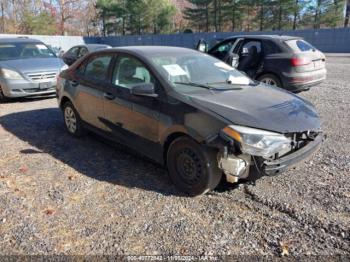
[346,0,350,27]
[184,0,211,32]
[54,0,81,35]
[96,0,176,35]
[20,11,56,34]
[221,0,245,31]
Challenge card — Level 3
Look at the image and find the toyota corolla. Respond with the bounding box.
[56,46,323,196]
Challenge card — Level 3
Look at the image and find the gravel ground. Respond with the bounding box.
[0,57,349,257]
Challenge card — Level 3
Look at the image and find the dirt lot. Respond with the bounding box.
[0,57,349,257]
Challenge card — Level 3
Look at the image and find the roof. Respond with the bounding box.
[104,46,197,56]
[224,34,301,41]
[85,44,112,51]
[0,37,42,43]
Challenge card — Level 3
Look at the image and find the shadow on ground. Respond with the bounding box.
[1,108,242,196]
[3,95,56,104]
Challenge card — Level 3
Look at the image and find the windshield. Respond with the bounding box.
[150,52,253,91]
[0,42,56,61]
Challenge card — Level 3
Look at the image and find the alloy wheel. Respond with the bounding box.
[260,77,278,86]
[64,106,77,134]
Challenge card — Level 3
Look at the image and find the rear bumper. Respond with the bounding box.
[262,133,323,176]
[282,69,327,92]
[0,78,56,98]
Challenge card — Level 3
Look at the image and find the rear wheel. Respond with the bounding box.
[167,137,222,196]
[0,86,9,103]
[63,101,85,137]
[257,74,282,88]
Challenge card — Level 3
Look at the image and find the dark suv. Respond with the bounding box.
[198,35,327,92]
[57,46,323,196]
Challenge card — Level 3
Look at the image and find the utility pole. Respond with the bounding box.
[345,0,350,27]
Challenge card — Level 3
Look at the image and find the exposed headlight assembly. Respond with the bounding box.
[0,68,23,80]
[222,125,292,158]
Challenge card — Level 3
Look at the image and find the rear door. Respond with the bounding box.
[73,54,113,129]
[284,39,326,72]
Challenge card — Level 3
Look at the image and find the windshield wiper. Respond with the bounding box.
[174,81,215,90]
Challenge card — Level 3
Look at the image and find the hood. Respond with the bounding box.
[0,58,64,73]
[178,84,320,133]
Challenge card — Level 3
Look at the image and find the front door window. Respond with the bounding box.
[112,56,154,89]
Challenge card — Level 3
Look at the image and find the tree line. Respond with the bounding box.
[0,0,348,36]
[184,0,347,33]
[96,0,176,36]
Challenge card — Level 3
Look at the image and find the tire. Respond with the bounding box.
[63,101,85,137]
[257,74,282,88]
[0,86,9,103]
[167,137,222,196]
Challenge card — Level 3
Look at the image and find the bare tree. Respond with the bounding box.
[54,0,80,35]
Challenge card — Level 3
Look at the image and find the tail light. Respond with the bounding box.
[291,57,311,67]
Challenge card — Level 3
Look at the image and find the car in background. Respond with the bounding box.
[48,45,65,58]
[62,44,112,66]
[197,35,327,92]
[56,46,323,196]
[0,38,67,102]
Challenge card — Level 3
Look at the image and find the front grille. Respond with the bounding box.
[27,71,57,82]
[280,131,321,158]
[23,87,55,93]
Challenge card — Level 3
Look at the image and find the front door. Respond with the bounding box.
[103,54,161,158]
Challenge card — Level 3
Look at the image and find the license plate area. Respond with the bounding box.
[39,82,53,90]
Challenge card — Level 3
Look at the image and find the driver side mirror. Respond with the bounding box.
[228,53,240,68]
[196,39,208,53]
[130,83,158,98]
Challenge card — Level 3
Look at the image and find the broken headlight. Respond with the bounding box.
[222,125,292,158]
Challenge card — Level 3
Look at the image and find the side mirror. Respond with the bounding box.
[196,39,208,53]
[130,83,158,98]
[228,53,240,68]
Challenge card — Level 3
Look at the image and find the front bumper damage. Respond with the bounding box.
[259,133,323,176]
[216,132,323,183]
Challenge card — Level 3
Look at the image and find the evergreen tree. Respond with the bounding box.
[184,0,211,32]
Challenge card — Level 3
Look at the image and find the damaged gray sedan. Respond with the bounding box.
[56,46,323,196]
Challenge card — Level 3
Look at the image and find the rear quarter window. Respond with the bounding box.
[263,40,281,55]
[285,40,315,52]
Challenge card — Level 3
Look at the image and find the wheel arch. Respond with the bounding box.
[59,95,76,110]
[255,71,283,87]
[162,132,191,165]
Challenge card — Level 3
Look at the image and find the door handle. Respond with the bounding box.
[103,92,115,100]
[71,80,79,87]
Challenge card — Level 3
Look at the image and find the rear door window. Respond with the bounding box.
[78,47,88,58]
[240,40,262,55]
[84,55,112,81]
[68,46,80,56]
[285,40,315,52]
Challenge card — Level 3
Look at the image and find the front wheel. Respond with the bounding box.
[257,74,282,88]
[63,101,85,137]
[167,137,222,196]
